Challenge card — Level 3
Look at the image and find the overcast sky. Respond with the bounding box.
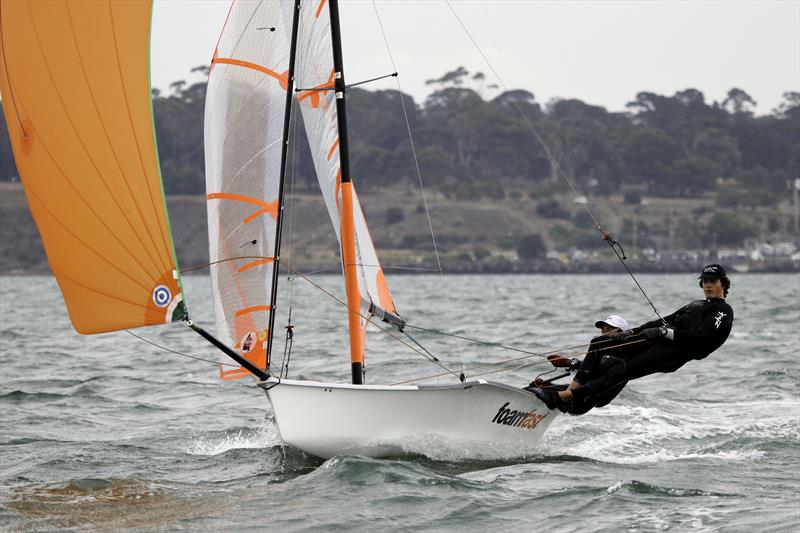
[151,0,800,115]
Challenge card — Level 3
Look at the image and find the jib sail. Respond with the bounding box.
[204,1,294,379]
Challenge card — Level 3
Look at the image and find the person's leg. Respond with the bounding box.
[565,342,685,405]
[570,335,615,389]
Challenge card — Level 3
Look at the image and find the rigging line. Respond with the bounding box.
[370,0,444,279]
[395,336,649,385]
[442,0,602,232]
[443,0,664,323]
[124,329,239,368]
[279,94,301,379]
[343,263,442,272]
[393,358,552,386]
[295,71,397,91]
[604,234,665,323]
[280,260,462,378]
[404,323,548,357]
[405,321,648,367]
[376,324,463,379]
[289,266,338,277]
[286,92,300,300]
[179,256,275,274]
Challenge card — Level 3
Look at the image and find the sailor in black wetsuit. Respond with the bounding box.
[532,264,734,413]
[529,314,635,414]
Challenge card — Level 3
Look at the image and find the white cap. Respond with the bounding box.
[595,315,629,331]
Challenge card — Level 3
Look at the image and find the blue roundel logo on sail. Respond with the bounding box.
[153,285,172,308]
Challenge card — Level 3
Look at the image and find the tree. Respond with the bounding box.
[169,80,186,95]
[722,88,757,115]
[516,234,546,260]
[775,91,800,120]
[707,212,757,246]
[425,66,470,88]
[385,206,405,225]
[692,128,741,176]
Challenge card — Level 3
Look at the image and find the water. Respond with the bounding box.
[1,274,798,531]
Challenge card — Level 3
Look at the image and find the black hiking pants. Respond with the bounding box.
[571,339,691,407]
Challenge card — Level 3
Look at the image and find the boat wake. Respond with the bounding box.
[544,400,783,465]
[185,422,281,456]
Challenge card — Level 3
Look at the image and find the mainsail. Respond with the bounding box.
[0,0,185,334]
[204,1,294,379]
[292,0,399,372]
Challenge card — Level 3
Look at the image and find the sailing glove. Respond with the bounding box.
[613,330,634,341]
[639,327,666,339]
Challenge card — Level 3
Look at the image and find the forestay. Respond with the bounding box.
[0,0,185,334]
[290,0,399,354]
[204,1,294,379]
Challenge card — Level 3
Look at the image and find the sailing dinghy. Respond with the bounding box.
[1,0,556,459]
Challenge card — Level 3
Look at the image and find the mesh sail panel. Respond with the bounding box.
[204,1,293,379]
[292,1,398,331]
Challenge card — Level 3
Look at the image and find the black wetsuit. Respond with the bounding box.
[570,298,734,410]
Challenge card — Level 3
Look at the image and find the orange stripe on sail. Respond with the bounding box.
[376,269,396,313]
[206,193,279,223]
[212,57,289,90]
[237,257,274,273]
[315,0,328,18]
[297,69,335,109]
[326,137,339,161]
[235,305,272,317]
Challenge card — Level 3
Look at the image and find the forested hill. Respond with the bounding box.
[1,67,797,203]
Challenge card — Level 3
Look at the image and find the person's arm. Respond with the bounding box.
[633,308,681,333]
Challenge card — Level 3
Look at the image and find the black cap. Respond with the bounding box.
[698,264,727,280]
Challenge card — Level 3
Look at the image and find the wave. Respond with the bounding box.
[0,390,67,402]
[605,479,730,497]
[545,400,794,464]
[185,422,282,456]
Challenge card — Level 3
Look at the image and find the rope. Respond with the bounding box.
[447,2,655,308]
[370,0,444,279]
[392,336,648,385]
[443,0,664,324]
[404,323,548,357]
[279,261,464,380]
[124,329,239,368]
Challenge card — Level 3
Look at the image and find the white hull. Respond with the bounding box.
[260,378,557,459]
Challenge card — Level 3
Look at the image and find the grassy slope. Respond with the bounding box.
[1,182,797,274]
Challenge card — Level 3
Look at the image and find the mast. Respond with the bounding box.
[329,0,364,385]
[265,0,302,368]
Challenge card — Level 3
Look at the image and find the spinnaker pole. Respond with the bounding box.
[329,0,365,385]
[189,322,269,381]
[265,0,302,368]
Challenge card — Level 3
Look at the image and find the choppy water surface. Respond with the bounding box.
[1,274,798,531]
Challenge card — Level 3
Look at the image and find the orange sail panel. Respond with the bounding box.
[204,1,292,380]
[0,0,185,333]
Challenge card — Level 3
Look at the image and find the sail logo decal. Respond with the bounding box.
[492,402,548,430]
[152,285,172,308]
[714,311,727,328]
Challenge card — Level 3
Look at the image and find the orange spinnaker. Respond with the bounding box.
[0,0,184,333]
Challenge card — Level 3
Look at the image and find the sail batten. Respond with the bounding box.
[0,0,186,334]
